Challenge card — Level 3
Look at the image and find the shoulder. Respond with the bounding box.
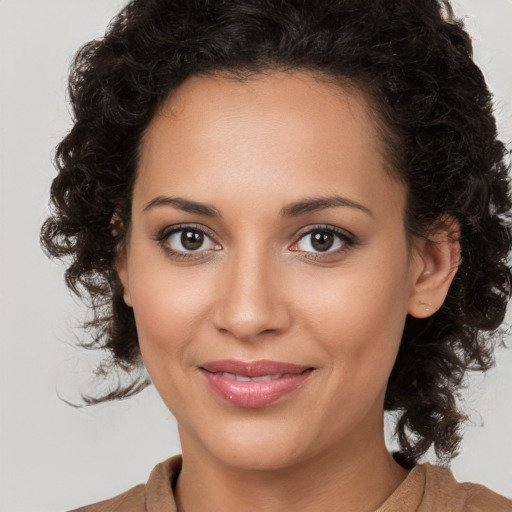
[68,484,146,512]
[67,455,182,512]
[422,464,512,512]
[463,485,512,512]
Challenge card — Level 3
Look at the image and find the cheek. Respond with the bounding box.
[294,266,409,440]
[128,259,214,370]
[296,252,410,382]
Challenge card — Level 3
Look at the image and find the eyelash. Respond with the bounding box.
[155,223,220,261]
[290,225,357,260]
[155,224,358,261]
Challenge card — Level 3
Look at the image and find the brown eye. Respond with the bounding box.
[311,231,334,252]
[181,230,204,250]
[293,227,352,255]
[163,227,221,254]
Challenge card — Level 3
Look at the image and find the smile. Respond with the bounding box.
[199,360,314,408]
[215,372,285,382]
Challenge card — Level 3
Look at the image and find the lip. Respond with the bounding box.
[199,359,314,408]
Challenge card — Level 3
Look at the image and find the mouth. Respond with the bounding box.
[199,360,314,408]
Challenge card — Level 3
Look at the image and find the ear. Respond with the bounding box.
[115,244,133,308]
[111,214,133,308]
[407,217,460,318]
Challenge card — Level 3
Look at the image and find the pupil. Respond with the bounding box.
[181,230,203,250]
[311,231,334,251]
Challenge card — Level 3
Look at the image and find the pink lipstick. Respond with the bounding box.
[199,360,314,408]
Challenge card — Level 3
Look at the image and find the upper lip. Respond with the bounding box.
[199,359,313,377]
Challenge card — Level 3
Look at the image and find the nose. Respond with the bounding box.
[212,250,292,341]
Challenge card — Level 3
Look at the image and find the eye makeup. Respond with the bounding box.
[154,223,222,261]
[289,224,360,262]
[154,222,360,263]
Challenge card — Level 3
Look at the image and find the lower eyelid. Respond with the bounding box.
[292,228,354,252]
[159,226,226,261]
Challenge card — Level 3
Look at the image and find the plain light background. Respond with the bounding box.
[1,1,511,510]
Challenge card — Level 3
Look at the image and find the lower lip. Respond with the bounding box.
[200,370,313,408]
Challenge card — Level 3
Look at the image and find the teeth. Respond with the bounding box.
[219,372,284,381]
[252,375,273,382]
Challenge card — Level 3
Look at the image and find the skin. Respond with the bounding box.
[117,71,459,511]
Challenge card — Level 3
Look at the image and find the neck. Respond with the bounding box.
[174,425,409,512]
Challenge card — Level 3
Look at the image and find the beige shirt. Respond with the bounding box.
[70,455,512,511]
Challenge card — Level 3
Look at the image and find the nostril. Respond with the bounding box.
[211,274,292,340]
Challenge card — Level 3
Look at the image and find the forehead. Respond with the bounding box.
[143,71,380,160]
[134,71,405,219]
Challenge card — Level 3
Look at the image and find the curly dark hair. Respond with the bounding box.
[41,0,511,465]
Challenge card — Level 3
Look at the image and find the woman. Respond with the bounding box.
[41,0,512,509]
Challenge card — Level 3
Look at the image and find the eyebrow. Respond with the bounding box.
[281,196,373,217]
[143,196,221,217]
[143,194,372,218]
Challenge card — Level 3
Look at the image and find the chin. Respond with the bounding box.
[212,441,308,472]
[187,417,317,472]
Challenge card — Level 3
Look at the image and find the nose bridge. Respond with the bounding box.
[213,241,289,340]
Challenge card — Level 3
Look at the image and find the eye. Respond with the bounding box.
[157,225,221,256]
[290,226,355,255]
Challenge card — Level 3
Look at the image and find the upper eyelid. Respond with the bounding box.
[156,223,218,241]
[289,225,359,257]
[293,224,355,241]
[157,225,221,257]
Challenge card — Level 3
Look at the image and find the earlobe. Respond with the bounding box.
[115,246,133,308]
[111,213,133,308]
[407,217,461,318]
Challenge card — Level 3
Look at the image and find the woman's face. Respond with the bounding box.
[118,71,426,470]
